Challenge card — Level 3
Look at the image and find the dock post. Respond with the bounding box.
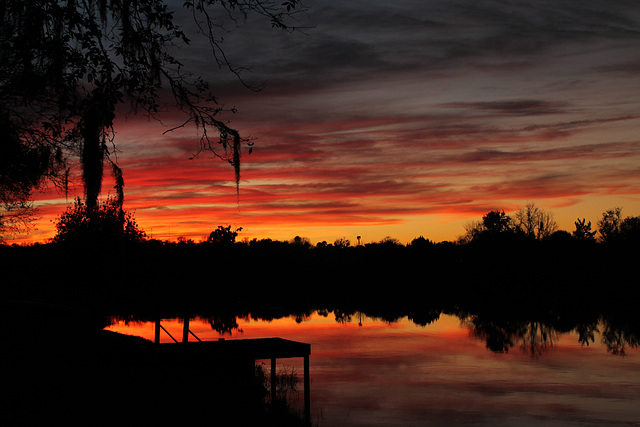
[271,358,277,402]
[182,317,190,343]
[154,319,160,344]
[304,354,310,425]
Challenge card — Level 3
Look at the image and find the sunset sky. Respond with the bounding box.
[12,0,640,244]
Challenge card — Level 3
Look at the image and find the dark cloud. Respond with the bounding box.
[218,0,640,87]
[451,140,640,164]
[595,59,640,75]
[443,100,570,116]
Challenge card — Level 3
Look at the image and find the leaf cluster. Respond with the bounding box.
[597,207,640,243]
[206,224,242,245]
[52,196,146,245]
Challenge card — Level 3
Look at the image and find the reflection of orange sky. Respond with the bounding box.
[104,310,640,381]
[106,313,469,344]
[105,310,640,427]
[105,312,614,356]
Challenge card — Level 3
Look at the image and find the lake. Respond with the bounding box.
[106,310,640,426]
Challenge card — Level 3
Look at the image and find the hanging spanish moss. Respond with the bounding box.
[80,107,105,210]
[112,162,125,222]
[1,0,305,224]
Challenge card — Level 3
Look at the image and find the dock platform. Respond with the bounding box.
[155,337,312,423]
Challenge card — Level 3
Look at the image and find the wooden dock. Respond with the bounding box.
[159,337,311,360]
[156,337,312,423]
[148,318,311,423]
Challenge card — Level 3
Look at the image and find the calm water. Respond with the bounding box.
[107,312,640,426]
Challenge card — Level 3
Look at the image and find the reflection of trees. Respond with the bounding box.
[464,317,516,353]
[575,321,599,346]
[108,305,640,359]
[464,317,557,356]
[208,315,241,335]
[519,322,557,357]
[601,319,640,356]
[408,309,441,327]
[333,310,353,324]
[464,313,640,357]
[294,313,312,324]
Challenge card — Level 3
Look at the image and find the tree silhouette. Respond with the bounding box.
[482,210,512,234]
[573,218,596,241]
[461,210,518,243]
[290,235,311,248]
[597,207,623,243]
[333,237,351,248]
[619,215,640,242]
[409,235,433,248]
[207,225,242,245]
[52,196,146,245]
[512,202,558,239]
[1,0,307,211]
[0,113,50,239]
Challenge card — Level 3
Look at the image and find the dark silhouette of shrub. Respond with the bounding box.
[573,218,596,241]
[206,225,242,246]
[52,197,146,245]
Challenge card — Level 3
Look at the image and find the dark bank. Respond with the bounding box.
[4,301,312,427]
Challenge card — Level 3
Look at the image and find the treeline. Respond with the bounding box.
[2,200,639,315]
[3,198,640,248]
[458,203,640,245]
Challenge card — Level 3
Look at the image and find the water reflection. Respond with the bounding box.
[601,320,640,356]
[108,308,640,358]
[106,309,640,427]
[462,317,558,356]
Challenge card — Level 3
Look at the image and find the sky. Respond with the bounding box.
[11,0,640,245]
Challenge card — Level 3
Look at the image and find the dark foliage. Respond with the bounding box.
[206,225,242,245]
[52,196,146,245]
[0,0,308,214]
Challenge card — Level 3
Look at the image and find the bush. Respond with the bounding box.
[52,197,146,245]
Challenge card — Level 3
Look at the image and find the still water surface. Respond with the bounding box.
[107,312,640,426]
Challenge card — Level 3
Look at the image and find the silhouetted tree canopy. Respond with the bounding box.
[573,218,596,241]
[52,196,146,245]
[462,210,520,243]
[482,210,511,234]
[512,202,558,239]
[0,113,50,238]
[462,204,560,244]
[206,225,242,245]
[597,207,640,244]
[597,207,623,243]
[290,235,311,248]
[0,0,307,214]
[620,216,640,242]
[409,235,433,248]
[333,237,350,248]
